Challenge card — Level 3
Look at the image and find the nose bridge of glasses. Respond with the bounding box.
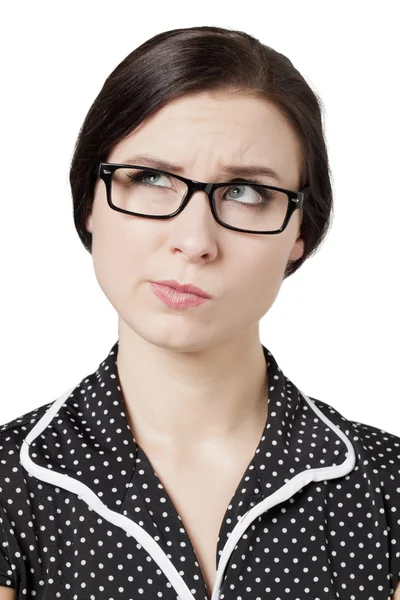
[183,180,215,205]
[189,181,214,196]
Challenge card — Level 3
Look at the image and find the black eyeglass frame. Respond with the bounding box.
[94,162,309,235]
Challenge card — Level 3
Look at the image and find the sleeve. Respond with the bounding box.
[380,464,400,594]
[0,510,16,588]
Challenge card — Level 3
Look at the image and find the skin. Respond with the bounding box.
[86,90,305,464]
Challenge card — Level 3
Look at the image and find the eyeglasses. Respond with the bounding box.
[95,162,309,235]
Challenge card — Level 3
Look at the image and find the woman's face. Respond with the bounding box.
[86,91,305,351]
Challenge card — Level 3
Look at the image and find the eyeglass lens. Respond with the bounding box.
[110,167,289,232]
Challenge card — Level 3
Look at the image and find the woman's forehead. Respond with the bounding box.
[109,95,302,189]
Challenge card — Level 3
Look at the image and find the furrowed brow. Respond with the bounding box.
[119,153,283,184]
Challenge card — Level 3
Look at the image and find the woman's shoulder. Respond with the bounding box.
[0,399,56,437]
[308,394,400,593]
[0,400,60,592]
[0,400,56,481]
[310,394,400,476]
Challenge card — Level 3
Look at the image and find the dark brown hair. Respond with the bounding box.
[69,25,334,279]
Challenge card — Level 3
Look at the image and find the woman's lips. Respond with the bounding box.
[151,279,211,298]
[150,282,210,309]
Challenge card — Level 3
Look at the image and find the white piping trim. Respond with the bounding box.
[210,389,357,600]
[20,385,195,600]
[19,385,356,600]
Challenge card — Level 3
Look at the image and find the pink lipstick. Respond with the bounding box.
[150,282,210,309]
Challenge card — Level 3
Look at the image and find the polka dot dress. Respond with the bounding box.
[1,340,400,599]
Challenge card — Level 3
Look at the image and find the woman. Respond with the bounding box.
[1,25,399,600]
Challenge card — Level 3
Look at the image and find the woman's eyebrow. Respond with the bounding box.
[119,153,283,184]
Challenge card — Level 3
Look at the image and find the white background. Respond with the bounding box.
[1,1,399,434]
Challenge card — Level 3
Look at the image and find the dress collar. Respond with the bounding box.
[21,339,356,518]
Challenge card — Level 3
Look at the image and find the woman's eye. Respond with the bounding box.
[139,172,168,186]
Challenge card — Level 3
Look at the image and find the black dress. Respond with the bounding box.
[1,340,399,599]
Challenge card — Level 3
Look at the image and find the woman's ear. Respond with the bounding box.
[289,235,305,263]
[86,210,93,233]
[289,208,305,262]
